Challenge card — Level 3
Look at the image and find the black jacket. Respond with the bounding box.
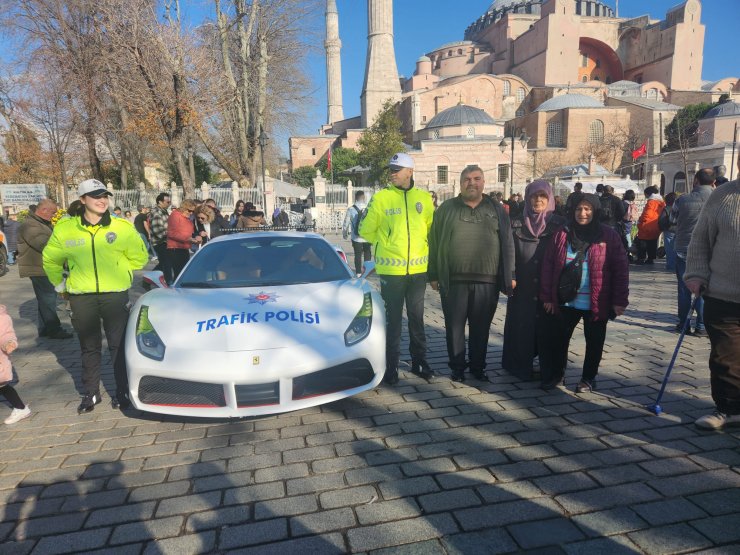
[428,194,515,295]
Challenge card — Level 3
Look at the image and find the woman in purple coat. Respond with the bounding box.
[539,194,629,392]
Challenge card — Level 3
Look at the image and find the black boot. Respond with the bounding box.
[383,368,399,385]
[410,360,435,380]
[78,391,102,414]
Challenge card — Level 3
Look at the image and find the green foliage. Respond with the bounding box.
[291,166,317,188]
[357,100,405,185]
[168,154,213,187]
[316,147,360,185]
[663,102,717,153]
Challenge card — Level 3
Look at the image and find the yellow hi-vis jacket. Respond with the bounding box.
[359,184,434,275]
[43,213,148,294]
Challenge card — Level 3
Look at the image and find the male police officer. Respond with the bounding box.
[360,153,435,385]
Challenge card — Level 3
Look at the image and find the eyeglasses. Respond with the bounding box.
[389,167,403,174]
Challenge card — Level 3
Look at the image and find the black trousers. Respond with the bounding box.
[153,242,174,284]
[352,241,372,275]
[29,275,62,336]
[441,282,498,373]
[69,292,130,395]
[637,238,658,262]
[379,273,427,370]
[704,296,740,415]
[540,306,608,382]
[168,248,190,282]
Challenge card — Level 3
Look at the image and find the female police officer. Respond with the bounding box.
[44,179,148,413]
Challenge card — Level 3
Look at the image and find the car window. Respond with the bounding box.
[177,237,351,288]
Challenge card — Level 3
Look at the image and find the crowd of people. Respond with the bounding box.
[355,153,739,432]
[0,158,738,433]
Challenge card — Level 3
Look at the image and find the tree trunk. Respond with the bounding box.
[84,120,103,181]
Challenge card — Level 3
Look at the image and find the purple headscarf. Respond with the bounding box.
[523,179,555,238]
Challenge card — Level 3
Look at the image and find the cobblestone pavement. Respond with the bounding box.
[1,232,739,554]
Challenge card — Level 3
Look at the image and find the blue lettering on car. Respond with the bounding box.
[197,310,320,332]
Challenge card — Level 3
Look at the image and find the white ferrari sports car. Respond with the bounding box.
[125,232,385,417]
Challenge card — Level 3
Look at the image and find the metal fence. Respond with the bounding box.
[109,187,261,213]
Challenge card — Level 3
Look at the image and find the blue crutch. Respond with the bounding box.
[647,295,700,416]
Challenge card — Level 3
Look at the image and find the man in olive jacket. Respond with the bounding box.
[428,166,515,383]
[17,199,72,339]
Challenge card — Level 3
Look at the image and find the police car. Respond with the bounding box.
[125,231,385,418]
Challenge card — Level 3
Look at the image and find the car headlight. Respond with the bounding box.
[136,305,166,361]
[344,292,373,346]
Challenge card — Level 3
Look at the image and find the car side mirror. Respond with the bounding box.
[142,271,168,291]
[361,261,376,279]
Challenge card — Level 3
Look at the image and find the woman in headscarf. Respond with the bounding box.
[502,180,566,380]
[538,194,629,392]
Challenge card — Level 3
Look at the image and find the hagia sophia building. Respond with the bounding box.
[289,0,739,195]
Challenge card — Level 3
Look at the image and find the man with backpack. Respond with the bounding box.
[599,185,626,235]
[343,191,371,276]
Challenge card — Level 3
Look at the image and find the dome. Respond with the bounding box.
[489,0,521,11]
[417,55,431,63]
[426,104,496,129]
[702,101,740,119]
[535,94,604,112]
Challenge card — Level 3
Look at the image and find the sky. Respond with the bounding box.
[296,0,740,143]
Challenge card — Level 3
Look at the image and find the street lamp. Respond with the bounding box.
[258,127,269,214]
[499,130,530,197]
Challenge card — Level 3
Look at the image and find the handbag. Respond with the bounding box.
[557,247,586,304]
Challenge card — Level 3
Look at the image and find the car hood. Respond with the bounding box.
[138,280,368,352]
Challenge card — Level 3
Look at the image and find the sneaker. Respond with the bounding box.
[575,379,595,393]
[4,406,31,425]
[112,391,131,409]
[693,328,708,338]
[47,329,73,339]
[410,360,435,380]
[78,392,101,414]
[450,371,465,383]
[695,411,740,430]
[383,370,399,386]
[471,371,491,383]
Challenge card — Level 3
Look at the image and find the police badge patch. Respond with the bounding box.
[415,202,423,214]
[105,232,117,244]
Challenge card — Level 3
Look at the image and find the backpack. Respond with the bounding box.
[658,206,671,231]
[351,204,368,236]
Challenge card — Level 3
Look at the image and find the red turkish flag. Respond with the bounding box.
[632,142,647,160]
[327,147,332,172]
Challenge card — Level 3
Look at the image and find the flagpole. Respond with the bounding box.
[330,144,335,212]
[645,137,650,189]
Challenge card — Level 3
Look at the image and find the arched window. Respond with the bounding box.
[582,75,588,83]
[588,120,604,144]
[503,81,511,96]
[546,122,563,147]
[458,49,463,55]
[466,127,475,138]
[516,87,526,102]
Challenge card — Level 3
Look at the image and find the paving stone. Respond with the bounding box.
[648,469,740,497]
[218,518,288,549]
[319,485,377,508]
[563,535,644,555]
[418,488,482,512]
[128,481,190,502]
[456,498,564,531]
[143,531,215,555]
[638,457,706,477]
[156,491,222,517]
[633,498,708,526]
[224,532,346,555]
[477,480,545,504]
[436,468,496,490]
[347,514,458,552]
[356,498,422,525]
[31,528,111,555]
[571,507,648,537]
[508,517,586,549]
[110,516,183,544]
[555,483,662,514]
[85,501,156,528]
[587,464,653,486]
[290,507,356,536]
[378,476,440,500]
[223,482,285,505]
[254,494,319,519]
[400,457,456,477]
[688,488,740,516]
[689,513,740,544]
[534,472,599,495]
[628,523,713,554]
[371,539,447,555]
[286,472,347,496]
[254,463,309,483]
[442,528,518,554]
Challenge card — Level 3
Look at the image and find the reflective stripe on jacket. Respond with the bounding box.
[43,214,148,294]
[359,184,434,276]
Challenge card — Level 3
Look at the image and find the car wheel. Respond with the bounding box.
[0,246,7,277]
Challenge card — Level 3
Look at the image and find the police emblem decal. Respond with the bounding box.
[415,202,423,214]
[105,232,117,244]
[246,292,279,305]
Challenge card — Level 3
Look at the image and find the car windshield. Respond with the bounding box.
[177,236,351,288]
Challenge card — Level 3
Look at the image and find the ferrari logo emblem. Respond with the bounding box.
[252,356,260,365]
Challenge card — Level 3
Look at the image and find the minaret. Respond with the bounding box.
[361,0,401,128]
[325,0,344,124]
